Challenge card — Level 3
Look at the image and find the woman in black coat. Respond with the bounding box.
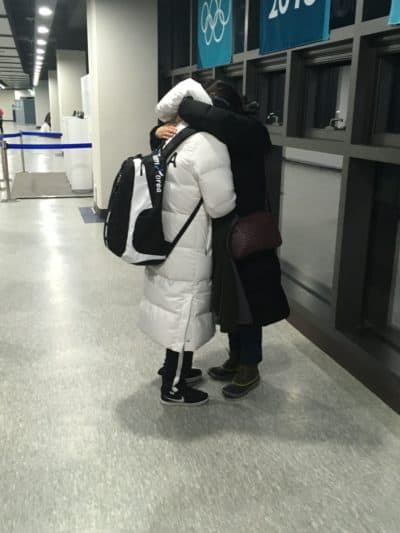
[152,81,290,398]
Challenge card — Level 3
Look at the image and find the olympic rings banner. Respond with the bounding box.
[389,0,400,25]
[260,0,332,55]
[198,0,233,69]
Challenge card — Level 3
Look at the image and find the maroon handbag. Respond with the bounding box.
[231,211,282,260]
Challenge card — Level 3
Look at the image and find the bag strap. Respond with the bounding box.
[168,199,203,254]
[161,127,196,160]
[161,127,201,255]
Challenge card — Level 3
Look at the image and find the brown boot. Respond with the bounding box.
[222,364,260,399]
[208,351,240,382]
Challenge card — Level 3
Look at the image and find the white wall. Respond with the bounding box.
[0,90,15,121]
[81,74,91,118]
[14,90,33,100]
[34,80,50,126]
[281,152,342,294]
[56,50,87,122]
[48,70,60,132]
[285,148,344,170]
[87,0,158,209]
[336,64,351,125]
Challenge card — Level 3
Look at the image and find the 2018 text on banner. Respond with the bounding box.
[260,0,332,54]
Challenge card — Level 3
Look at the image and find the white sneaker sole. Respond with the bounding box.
[160,397,209,407]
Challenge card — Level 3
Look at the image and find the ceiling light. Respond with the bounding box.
[37,48,45,54]
[38,6,53,17]
[0,83,6,90]
[37,39,47,46]
[38,26,49,34]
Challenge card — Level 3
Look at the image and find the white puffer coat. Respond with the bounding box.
[138,79,236,352]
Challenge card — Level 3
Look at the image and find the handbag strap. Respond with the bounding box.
[265,191,272,213]
[264,158,273,214]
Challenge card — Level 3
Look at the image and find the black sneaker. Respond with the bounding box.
[161,385,209,407]
[222,365,260,399]
[158,366,203,385]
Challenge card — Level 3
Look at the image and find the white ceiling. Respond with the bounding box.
[0,36,16,48]
[0,49,19,57]
[0,16,11,33]
[0,3,29,89]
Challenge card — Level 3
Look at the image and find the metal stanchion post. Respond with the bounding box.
[1,141,11,202]
[19,131,26,173]
[19,130,26,172]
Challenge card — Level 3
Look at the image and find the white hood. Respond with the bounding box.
[156,78,212,123]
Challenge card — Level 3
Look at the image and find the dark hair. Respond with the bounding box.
[206,80,244,114]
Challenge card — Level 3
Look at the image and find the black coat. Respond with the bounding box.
[179,99,269,216]
[179,98,290,331]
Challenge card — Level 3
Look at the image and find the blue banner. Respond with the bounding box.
[389,0,400,25]
[260,0,332,54]
[198,0,233,68]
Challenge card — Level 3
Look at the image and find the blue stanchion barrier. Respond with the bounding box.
[0,131,63,139]
[6,143,92,150]
[20,131,63,139]
[0,133,23,139]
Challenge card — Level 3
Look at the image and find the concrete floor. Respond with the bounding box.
[1,198,400,533]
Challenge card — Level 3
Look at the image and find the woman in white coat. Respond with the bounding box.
[139,79,236,406]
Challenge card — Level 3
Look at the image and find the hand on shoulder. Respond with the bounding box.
[155,123,177,140]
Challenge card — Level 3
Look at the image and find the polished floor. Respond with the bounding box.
[1,197,400,533]
[1,123,65,202]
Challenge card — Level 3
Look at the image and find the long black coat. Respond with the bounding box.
[179,98,290,331]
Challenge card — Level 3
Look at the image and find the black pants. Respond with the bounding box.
[162,349,193,391]
[228,325,262,365]
[0,118,3,135]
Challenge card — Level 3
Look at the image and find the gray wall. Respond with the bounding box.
[34,80,50,126]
